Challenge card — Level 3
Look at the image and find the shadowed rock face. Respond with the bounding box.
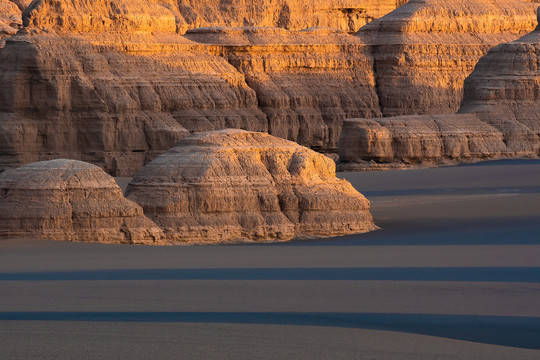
[339,9,540,170]
[357,0,540,117]
[0,159,164,244]
[174,0,408,34]
[126,130,377,244]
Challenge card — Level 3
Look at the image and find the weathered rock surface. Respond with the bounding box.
[0,0,268,176]
[175,0,407,34]
[186,26,381,151]
[340,9,540,169]
[357,0,540,117]
[126,130,377,244]
[0,159,164,244]
[0,0,21,49]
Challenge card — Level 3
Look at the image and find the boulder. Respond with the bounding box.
[0,159,164,244]
[126,129,377,244]
[357,0,540,116]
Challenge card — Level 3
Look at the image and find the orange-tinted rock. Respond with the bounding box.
[357,0,540,116]
[0,0,21,49]
[126,130,377,244]
[175,0,407,34]
[186,26,381,151]
[340,9,540,169]
[0,0,268,176]
[0,159,164,244]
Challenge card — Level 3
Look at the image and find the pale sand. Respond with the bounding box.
[0,159,539,359]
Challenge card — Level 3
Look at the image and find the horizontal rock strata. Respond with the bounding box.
[186,26,381,152]
[357,0,540,116]
[126,130,377,244]
[174,0,408,34]
[0,159,164,244]
[0,0,268,176]
[340,10,540,170]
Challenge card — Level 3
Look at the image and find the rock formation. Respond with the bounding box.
[0,0,268,176]
[0,159,164,244]
[126,130,377,244]
[0,0,21,49]
[357,0,540,116]
[0,0,393,174]
[174,0,408,34]
[186,26,381,151]
[340,9,540,169]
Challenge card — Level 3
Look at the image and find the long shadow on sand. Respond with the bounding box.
[0,311,538,350]
[1,267,540,282]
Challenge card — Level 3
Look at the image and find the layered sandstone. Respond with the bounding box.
[186,26,381,151]
[0,159,164,244]
[126,130,377,244]
[0,0,268,176]
[175,0,407,34]
[0,0,21,49]
[357,0,540,116]
[340,10,540,170]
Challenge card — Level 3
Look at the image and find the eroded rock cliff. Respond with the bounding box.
[175,0,408,34]
[186,26,381,151]
[340,10,540,169]
[0,0,268,176]
[0,159,164,244]
[126,130,377,244]
[357,0,540,116]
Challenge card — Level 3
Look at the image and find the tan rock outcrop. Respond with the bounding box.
[175,0,407,34]
[357,0,540,117]
[0,0,268,176]
[340,9,540,170]
[126,129,377,244]
[0,0,21,49]
[0,159,164,244]
[186,26,381,151]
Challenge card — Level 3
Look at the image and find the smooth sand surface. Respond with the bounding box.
[1,159,539,359]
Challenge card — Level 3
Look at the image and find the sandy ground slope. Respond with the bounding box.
[0,159,539,359]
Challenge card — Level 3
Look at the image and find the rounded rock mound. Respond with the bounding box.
[126,129,377,244]
[0,159,164,244]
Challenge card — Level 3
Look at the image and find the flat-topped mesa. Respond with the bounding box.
[459,8,540,155]
[186,26,381,152]
[339,10,540,170]
[357,0,540,117]
[175,0,408,34]
[0,0,269,176]
[0,159,164,244]
[0,0,22,49]
[126,130,377,244]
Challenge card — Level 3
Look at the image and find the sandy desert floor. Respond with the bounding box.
[0,159,539,359]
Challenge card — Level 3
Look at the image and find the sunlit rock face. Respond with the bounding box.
[0,0,21,49]
[357,0,540,117]
[174,0,408,34]
[0,159,164,244]
[339,9,540,170]
[186,26,381,152]
[126,129,377,244]
[0,0,267,176]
